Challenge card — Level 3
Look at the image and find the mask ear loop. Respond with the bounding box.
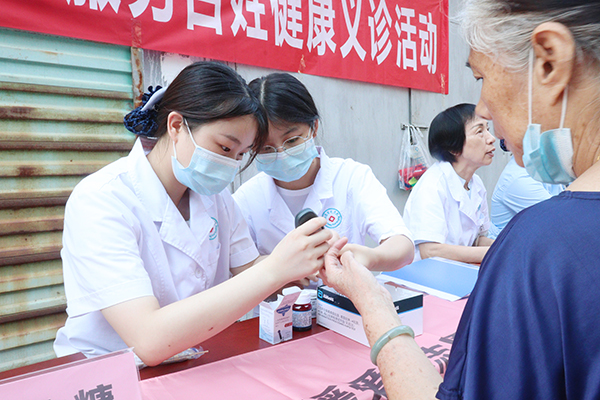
[183,118,200,147]
[559,85,568,130]
[172,117,194,163]
[528,49,534,125]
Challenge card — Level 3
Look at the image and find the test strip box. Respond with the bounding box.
[316,284,423,347]
[259,290,301,345]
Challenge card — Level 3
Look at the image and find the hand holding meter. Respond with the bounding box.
[295,208,320,228]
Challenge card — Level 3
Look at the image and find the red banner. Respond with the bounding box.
[0,0,448,94]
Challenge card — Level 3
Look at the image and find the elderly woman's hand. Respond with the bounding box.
[320,237,390,308]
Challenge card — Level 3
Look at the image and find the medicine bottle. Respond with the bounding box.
[292,290,312,331]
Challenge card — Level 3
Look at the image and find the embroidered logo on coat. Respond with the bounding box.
[322,208,342,229]
[209,217,218,240]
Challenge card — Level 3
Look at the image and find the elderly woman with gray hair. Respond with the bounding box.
[319,0,600,398]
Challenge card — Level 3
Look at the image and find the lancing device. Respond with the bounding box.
[295,208,321,228]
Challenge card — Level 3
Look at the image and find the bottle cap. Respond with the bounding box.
[295,290,312,305]
[304,289,317,300]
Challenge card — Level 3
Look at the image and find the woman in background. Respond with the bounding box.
[403,103,495,264]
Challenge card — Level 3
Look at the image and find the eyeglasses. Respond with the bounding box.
[256,131,313,164]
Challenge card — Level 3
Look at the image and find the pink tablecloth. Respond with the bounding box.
[416,295,467,375]
[140,295,466,400]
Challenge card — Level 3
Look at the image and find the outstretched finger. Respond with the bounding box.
[326,229,341,246]
[326,237,349,262]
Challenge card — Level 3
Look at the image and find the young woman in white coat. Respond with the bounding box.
[53,62,332,366]
[233,73,414,276]
[403,103,495,264]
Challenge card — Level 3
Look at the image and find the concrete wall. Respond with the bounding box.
[143,0,511,216]
[408,0,511,211]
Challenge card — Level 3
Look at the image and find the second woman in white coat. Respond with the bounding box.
[233,73,414,275]
[403,103,495,264]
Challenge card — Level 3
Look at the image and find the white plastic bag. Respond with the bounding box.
[398,125,434,190]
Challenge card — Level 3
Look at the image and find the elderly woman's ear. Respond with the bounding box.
[531,22,576,107]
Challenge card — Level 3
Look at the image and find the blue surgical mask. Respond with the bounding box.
[171,119,241,196]
[255,137,319,182]
[522,50,576,185]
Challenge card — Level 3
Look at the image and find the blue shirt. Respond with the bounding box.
[437,191,600,400]
[489,156,564,239]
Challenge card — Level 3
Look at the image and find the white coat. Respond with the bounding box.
[54,139,258,358]
[233,147,412,255]
[403,161,490,261]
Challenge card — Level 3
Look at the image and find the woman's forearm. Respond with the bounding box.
[102,256,284,366]
[103,218,333,366]
[344,235,415,272]
[353,287,442,400]
[419,242,489,264]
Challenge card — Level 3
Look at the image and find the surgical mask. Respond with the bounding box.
[171,119,241,196]
[256,137,319,182]
[522,50,576,185]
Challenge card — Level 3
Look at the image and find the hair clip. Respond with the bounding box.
[123,85,166,137]
[141,86,167,112]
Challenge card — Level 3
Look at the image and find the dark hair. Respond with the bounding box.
[428,103,477,163]
[125,61,267,161]
[248,73,319,130]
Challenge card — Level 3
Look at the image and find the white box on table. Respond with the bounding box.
[316,283,423,347]
[259,288,301,345]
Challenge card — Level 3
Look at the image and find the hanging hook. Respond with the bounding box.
[401,123,429,131]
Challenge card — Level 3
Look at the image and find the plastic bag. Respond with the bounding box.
[398,125,434,190]
[135,347,207,369]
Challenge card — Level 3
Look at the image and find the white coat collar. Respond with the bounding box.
[439,161,485,223]
[256,176,291,234]
[439,161,471,201]
[128,139,218,267]
[310,147,335,202]
[127,139,170,222]
[127,139,214,223]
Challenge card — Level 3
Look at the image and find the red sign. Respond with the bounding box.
[0,0,449,93]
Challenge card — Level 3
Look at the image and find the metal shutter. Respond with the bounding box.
[0,27,137,371]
